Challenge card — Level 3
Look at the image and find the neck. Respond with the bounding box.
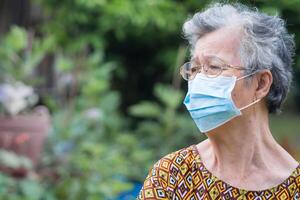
[204,105,282,179]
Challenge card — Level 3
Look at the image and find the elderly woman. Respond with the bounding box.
[137,3,300,200]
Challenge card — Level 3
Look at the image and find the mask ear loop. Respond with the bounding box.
[239,98,261,111]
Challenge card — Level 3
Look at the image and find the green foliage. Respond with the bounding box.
[0,26,53,84]
[129,84,203,173]
[33,0,201,111]
[39,48,198,198]
[35,0,187,46]
[129,101,161,118]
[0,173,54,200]
[39,51,152,198]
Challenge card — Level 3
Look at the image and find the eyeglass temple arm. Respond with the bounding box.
[227,65,245,70]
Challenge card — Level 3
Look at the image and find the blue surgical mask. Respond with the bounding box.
[183,72,261,133]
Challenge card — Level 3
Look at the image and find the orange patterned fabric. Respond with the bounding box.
[137,144,300,200]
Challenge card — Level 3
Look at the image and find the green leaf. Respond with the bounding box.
[56,54,74,72]
[129,101,161,118]
[4,26,28,51]
[154,84,183,109]
[20,180,43,200]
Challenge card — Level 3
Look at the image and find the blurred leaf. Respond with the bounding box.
[4,26,28,51]
[129,101,161,118]
[154,84,184,109]
[56,55,74,72]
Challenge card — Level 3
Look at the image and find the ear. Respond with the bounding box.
[255,70,273,99]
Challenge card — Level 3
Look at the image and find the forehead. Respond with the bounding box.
[194,26,242,65]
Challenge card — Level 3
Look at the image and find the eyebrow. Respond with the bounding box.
[192,55,204,63]
[196,54,230,63]
[193,54,218,63]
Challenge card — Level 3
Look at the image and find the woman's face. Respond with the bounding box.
[194,26,258,112]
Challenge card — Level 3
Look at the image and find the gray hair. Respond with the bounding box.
[182,3,295,114]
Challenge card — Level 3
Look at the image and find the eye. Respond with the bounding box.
[209,65,221,70]
[191,67,198,73]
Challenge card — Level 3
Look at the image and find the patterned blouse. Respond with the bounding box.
[137,144,300,200]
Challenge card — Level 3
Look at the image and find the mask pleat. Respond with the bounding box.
[183,94,229,111]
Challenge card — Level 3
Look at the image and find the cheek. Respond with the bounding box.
[231,82,255,108]
[231,89,241,107]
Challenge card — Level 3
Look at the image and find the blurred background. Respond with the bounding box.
[0,0,299,199]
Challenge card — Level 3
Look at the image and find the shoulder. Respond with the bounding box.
[138,144,198,199]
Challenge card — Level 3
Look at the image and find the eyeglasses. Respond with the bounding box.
[180,55,246,80]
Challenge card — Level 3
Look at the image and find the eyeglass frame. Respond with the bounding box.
[180,55,246,80]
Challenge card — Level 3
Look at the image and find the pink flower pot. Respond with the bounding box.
[0,106,51,167]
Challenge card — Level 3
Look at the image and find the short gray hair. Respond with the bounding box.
[182,3,295,114]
